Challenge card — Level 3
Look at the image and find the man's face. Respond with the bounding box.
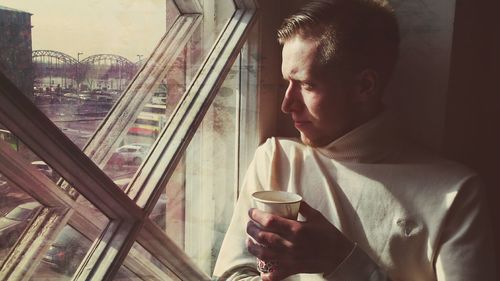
[281,36,355,147]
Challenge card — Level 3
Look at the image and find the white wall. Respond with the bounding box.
[385,0,456,151]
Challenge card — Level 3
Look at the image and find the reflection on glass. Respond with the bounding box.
[114,265,142,281]
[150,56,240,275]
[31,225,93,281]
[117,242,176,281]
[0,125,60,184]
[0,182,40,265]
[103,93,164,191]
[0,129,20,152]
[0,201,41,245]
[0,0,166,151]
[102,1,238,192]
[0,0,238,188]
[0,130,109,277]
[0,124,69,199]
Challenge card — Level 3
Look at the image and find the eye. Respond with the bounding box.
[300,82,314,91]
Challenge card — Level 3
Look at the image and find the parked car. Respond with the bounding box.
[95,94,113,102]
[31,160,55,180]
[63,92,79,100]
[127,143,152,150]
[0,201,41,247]
[115,144,148,165]
[104,152,129,172]
[42,225,90,275]
[78,92,92,101]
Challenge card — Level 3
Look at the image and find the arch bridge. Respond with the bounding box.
[33,50,139,90]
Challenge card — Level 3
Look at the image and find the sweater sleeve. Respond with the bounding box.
[213,141,272,280]
[324,176,497,281]
[323,244,391,281]
[434,176,497,280]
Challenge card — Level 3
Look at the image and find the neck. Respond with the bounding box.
[350,102,384,131]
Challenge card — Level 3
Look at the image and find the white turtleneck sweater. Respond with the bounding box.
[213,115,496,280]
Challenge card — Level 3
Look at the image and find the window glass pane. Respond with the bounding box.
[0,1,250,279]
[114,265,143,281]
[150,56,240,275]
[0,125,60,185]
[117,242,177,281]
[0,1,237,191]
[30,225,94,281]
[188,0,236,72]
[0,124,110,229]
[1,128,109,223]
[0,0,166,147]
[103,1,237,192]
[0,186,40,264]
[0,128,109,276]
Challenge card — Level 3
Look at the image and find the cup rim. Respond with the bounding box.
[252,191,302,204]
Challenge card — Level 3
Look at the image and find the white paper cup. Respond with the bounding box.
[251,191,302,273]
[252,191,302,219]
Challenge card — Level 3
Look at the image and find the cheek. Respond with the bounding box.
[314,95,351,123]
[302,94,324,116]
[308,95,334,119]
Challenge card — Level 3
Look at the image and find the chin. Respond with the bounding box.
[300,134,319,147]
[300,133,332,147]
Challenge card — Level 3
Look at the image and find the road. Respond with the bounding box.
[36,98,113,149]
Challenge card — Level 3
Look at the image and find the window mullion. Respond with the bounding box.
[68,14,203,281]
[125,245,182,281]
[83,14,201,167]
[119,5,257,279]
[73,220,141,281]
[0,141,75,208]
[84,14,201,166]
[138,220,210,281]
[173,0,202,14]
[0,207,71,281]
[67,212,186,281]
[0,71,141,220]
[130,7,258,210]
[237,20,260,200]
[0,141,110,281]
[0,0,259,279]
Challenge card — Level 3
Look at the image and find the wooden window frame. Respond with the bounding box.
[0,0,258,280]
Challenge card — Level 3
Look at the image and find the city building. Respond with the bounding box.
[0,6,33,99]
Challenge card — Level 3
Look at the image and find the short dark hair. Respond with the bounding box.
[277,0,400,89]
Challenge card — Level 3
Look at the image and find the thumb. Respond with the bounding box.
[261,270,292,281]
[298,200,318,219]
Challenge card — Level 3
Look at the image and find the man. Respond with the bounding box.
[214,0,496,280]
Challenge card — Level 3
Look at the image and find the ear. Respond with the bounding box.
[352,69,378,103]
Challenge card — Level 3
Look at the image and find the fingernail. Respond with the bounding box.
[248,208,255,218]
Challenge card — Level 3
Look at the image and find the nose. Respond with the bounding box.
[281,82,302,114]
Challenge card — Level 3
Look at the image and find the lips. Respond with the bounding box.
[293,120,310,129]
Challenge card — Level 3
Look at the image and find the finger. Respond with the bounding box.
[249,208,299,236]
[298,200,320,220]
[247,220,293,250]
[246,237,282,261]
[260,258,327,281]
[261,269,294,281]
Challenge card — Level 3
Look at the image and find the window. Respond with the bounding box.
[0,0,258,280]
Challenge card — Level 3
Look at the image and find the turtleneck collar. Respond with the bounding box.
[316,112,398,163]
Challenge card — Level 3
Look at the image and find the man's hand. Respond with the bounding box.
[246,201,354,281]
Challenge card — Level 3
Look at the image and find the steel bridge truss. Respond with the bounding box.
[33,50,138,90]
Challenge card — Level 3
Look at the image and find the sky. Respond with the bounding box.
[0,0,167,62]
